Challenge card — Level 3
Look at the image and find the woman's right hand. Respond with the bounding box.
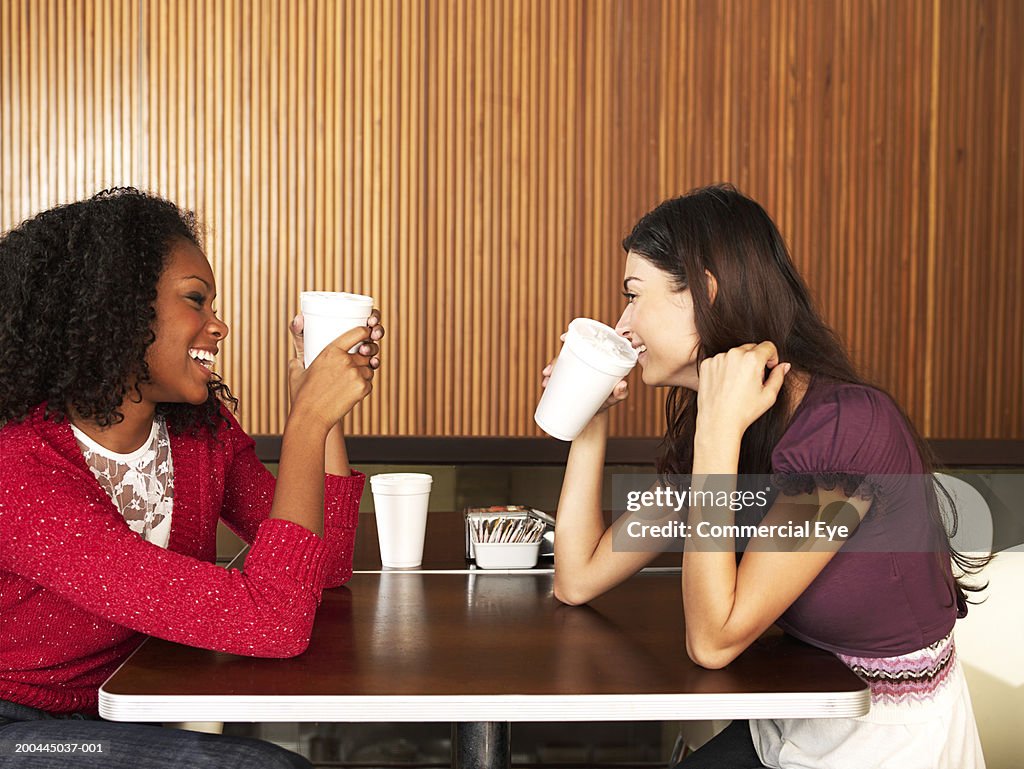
[288,325,375,430]
[541,334,629,416]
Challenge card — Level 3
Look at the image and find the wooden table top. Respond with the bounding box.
[99,570,869,723]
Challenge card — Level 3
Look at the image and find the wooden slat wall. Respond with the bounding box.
[0,0,139,224]
[1,0,1021,438]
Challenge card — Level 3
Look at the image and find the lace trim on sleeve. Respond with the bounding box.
[772,471,885,507]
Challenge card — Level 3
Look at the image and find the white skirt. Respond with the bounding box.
[750,631,986,769]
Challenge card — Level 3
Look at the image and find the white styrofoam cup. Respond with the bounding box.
[534,318,638,441]
[370,473,433,568]
[300,291,375,367]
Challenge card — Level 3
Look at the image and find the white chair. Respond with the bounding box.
[934,473,994,557]
[937,473,1024,769]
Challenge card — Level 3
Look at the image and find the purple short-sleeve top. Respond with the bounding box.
[769,376,959,658]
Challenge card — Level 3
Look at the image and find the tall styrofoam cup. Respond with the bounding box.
[300,291,375,366]
[534,318,638,441]
[370,473,433,568]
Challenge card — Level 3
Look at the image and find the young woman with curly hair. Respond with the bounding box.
[546,185,986,768]
[0,188,384,769]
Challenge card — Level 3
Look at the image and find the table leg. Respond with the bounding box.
[452,721,511,769]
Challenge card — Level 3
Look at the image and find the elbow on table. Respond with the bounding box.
[246,608,317,658]
[685,632,739,670]
[323,567,353,590]
[280,636,312,658]
[253,630,312,659]
[552,576,593,607]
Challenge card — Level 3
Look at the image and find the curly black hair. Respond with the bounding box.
[0,187,237,434]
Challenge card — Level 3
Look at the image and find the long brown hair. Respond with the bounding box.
[622,183,987,601]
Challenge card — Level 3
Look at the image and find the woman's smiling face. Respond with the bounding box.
[139,239,229,406]
[614,251,702,390]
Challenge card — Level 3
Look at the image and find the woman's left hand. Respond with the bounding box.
[289,309,385,398]
[695,341,790,437]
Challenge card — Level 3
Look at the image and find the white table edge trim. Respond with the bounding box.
[351,566,682,575]
[98,689,870,722]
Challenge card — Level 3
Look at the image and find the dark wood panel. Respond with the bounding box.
[253,435,1024,468]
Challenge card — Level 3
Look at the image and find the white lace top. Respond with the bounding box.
[71,417,174,549]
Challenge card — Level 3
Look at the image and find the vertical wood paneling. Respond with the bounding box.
[930,0,1024,438]
[1,1,1021,439]
[0,0,138,224]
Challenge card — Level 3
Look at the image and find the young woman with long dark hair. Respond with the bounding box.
[0,188,383,769]
[546,185,985,768]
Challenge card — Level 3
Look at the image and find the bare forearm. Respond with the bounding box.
[325,423,351,476]
[556,413,609,559]
[555,411,671,603]
[270,411,331,538]
[553,413,610,598]
[683,426,743,653]
[289,377,350,477]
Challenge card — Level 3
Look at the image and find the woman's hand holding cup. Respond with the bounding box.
[288,314,384,430]
[290,309,384,368]
[542,362,628,416]
[363,310,386,368]
[540,333,630,419]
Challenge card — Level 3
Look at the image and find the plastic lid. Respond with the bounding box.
[564,318,638,376]
[370,472,433,495]
[300,291,374,316]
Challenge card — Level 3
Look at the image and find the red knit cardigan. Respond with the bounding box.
[0,404,363,714]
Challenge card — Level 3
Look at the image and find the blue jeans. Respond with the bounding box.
[0,699,311,769]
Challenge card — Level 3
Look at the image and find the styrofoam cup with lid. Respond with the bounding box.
[534,318,638,441]
[370,473,433,568]
[300,291,375,366]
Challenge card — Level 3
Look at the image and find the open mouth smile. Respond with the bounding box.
[188,347,216,375]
